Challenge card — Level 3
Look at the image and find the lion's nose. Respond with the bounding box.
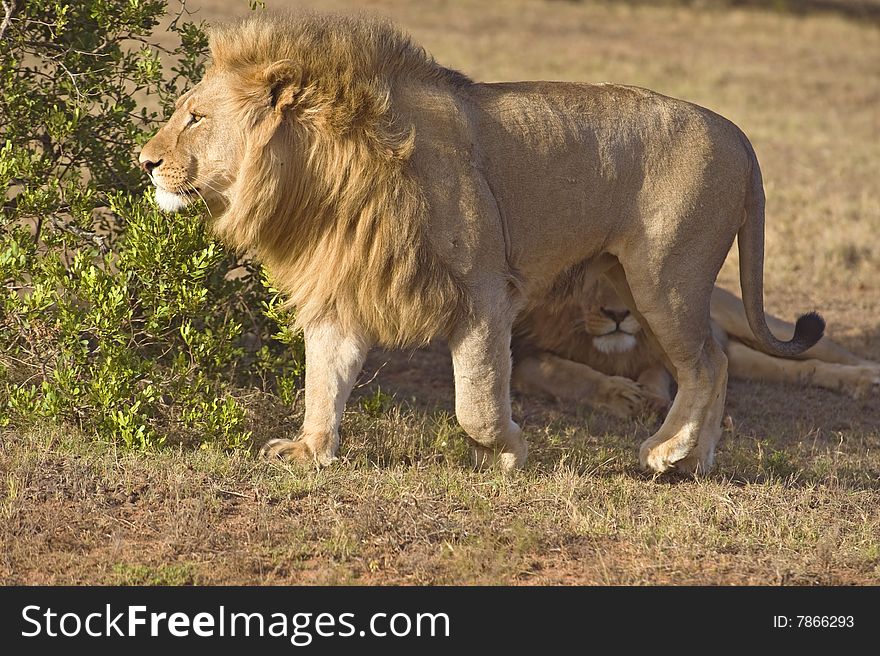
[139,155,162,176]
[600,307,630,324]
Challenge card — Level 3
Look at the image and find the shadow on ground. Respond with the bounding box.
[356,329,880,487]
[361,332,880,438]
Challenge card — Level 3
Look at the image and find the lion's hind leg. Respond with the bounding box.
[711,285,871,367]
[606,263,728,475]
[727,340,880,398]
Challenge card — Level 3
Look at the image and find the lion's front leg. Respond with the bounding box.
[261,320,369,467]
[450,295,528,472]
[513,351,650,418]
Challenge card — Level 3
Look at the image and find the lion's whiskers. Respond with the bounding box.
[198,179,225,196]
[185,181,214,219]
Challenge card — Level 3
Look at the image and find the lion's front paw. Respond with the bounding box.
[260,436,338,468]
[643,389,673,416]
[597,376,649,418]
[260,438,315,465]
[472,441,528,474]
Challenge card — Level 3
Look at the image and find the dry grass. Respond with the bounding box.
[3,409,878,584]
[2,0,878,584]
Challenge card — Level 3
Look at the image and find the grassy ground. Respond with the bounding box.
[4,409,879,585]
[2,0,879,584]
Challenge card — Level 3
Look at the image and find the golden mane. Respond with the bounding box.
[207,13,471,346]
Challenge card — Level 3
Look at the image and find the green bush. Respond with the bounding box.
[0,0,303,450]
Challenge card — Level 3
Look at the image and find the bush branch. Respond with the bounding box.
[1,0,16,41]
[49,216,110,254]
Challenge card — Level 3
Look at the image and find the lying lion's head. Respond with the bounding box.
[581,277,642,354]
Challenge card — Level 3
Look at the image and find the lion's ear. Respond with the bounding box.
[261,60,301,113]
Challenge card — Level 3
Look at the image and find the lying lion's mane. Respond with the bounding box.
[514,274,661,380]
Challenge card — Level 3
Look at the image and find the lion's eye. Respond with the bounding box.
[188,112,205,127]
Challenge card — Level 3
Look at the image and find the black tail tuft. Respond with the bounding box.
[792,311,825,350]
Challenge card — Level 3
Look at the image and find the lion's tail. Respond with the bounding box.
[736,137,825,358]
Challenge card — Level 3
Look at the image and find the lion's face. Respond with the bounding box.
[581,277,642,354]
[138,70,245,215]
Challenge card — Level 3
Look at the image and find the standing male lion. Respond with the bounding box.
[138,13,823,474]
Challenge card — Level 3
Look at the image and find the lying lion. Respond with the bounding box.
[513,276,880,417]
[138,12,824,474]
